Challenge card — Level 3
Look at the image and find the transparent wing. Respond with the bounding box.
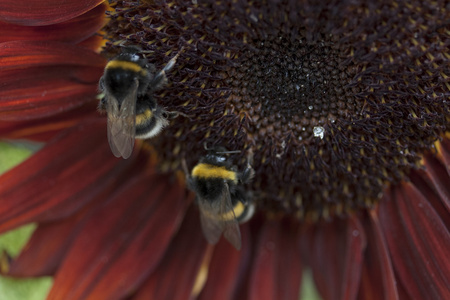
[106,79,137,159]
[220,183,242,250]
[198,182,242,250]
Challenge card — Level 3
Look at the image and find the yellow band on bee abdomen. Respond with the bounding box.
[219,201,245,221]
[136,109,153,125]
[106,60,148,76]
[192,163,237,182]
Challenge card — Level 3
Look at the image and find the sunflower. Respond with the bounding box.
[0,0,449,299]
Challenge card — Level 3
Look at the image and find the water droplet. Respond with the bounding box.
[313,126,325,139]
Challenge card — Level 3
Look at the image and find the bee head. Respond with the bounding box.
[118,46,149,69]
[202,146,241,166]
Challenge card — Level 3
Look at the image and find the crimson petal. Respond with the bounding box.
[0,104,99,141]
[0,66,102,120]
[422,152,450,212]
[8,208,91,277]
[6,153,147,278]
[78,34,105,52]
[437,138,450,175]
[0,3,107,44]
[305,216,366,300]
[47,172,187,300]
[0,0,103,26]
[409,169,450,231]
[131,207,207,300]
[0,41,105,71]
[379,182,450,299]
[0,120,129,232]
[358,210,398,300]
[198,224,252,300]
[248,219,302,300]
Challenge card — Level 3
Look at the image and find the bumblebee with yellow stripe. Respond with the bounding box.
[184,148,255,250]
[98,46,182,159]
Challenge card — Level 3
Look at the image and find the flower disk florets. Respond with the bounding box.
[103,0,449,219]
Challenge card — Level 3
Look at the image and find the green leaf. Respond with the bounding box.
[300,269,322,300]
[0,141,52,300]
[0,141,34,174]
[0,273,52,300]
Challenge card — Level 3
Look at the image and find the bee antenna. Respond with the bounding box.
[215,150,241,154]
[181,158,189,175]
[246,148,254,165]
[204,143,241,154]
[120,45,142,53]
[164,110,193,120]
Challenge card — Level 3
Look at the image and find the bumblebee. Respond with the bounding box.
[98,46,181,159]
[184,148,255,250]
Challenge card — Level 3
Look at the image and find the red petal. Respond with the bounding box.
[248,219,302,300]
[47,173,188,300]
[78,34,105,52]
[409,169,450,231]
[198,224,252,300]
[0,103,99,141]
[305,216,366,300]
[379,182,450,299]
[437,138,450,174]
[7,154,148,277]
[0,65,102,120]
[0,120,131,232]
[0,3,107,44]
[132,207,208,300]
[8,208,90,277]
[395,277,412,300]
[358,210,398,300]
[0,41,106,71]
[422,152,450,212]
[0,0,104,26]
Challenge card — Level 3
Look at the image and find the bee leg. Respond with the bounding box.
[162,110,192,120]
[151,48,184,90]
[181,158,194,190]
[152,105,169,128]
[97,95,107,111]
[239,165,255,184]
[150,71,168,91]
[162,49,183,73]
[97,77,107,111]
[240,150,255,183]
[247,148,254,165]
[98,76,105,92]
[233,187,248,205]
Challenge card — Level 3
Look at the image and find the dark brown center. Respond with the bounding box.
[103,0,449,220]
[227,35,359,143]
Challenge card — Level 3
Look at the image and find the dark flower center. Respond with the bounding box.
[228,35,359,142]
[103,0,449,220]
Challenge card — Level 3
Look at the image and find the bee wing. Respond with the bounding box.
[106,79,137,159]
[220,183,242,250]
[198,182,242,250]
